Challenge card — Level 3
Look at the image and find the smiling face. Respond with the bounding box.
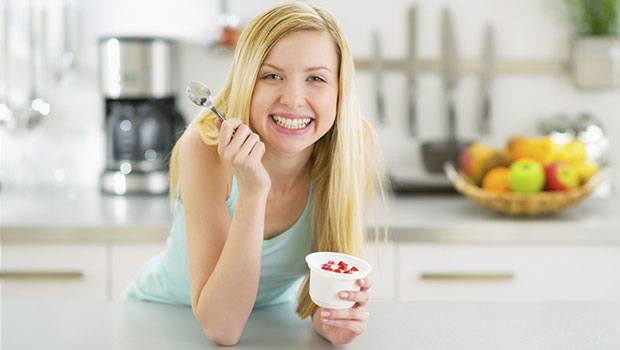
[249,30,339,156]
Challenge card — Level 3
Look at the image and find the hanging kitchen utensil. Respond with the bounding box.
[55,0,77,84]
[478,24,495,135]
[0,1,13,129]
[371,30,386,125]
[420,7,470,173]
[23,0,51,129]
[406,5,418,136]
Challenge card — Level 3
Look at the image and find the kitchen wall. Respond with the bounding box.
[1,0,619,189]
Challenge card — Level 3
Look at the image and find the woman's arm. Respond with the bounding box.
[179,121,269,346]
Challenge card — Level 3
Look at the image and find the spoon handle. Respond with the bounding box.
[211,107,225,122]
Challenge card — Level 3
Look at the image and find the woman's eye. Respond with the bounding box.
[262,73,282,80]
[310,75,327,83]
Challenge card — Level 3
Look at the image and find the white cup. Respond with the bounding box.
[305,252,372,309]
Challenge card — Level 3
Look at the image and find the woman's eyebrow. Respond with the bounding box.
[261,62,283,71]
[305,66,332,73]
[261,62,332,74]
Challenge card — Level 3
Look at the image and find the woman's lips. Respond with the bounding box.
[269,114,314,134]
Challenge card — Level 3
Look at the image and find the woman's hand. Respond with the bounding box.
[314,278,371,346]
[217,119,271,195]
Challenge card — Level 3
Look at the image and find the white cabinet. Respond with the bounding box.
[398,244,620,301]
[110,241,166,300]
[5,238,618,304]
[1,242,108,301]
[365,242,396,300]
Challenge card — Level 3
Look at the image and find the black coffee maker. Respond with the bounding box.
[98,37,185,195]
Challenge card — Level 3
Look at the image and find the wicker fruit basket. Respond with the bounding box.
[444,162,605,216]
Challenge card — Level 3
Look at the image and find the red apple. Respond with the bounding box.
[544,162,579,191]
[459,143,494,185]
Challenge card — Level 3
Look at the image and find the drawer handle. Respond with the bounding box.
[419,272,514,281]
[0,270,84,280]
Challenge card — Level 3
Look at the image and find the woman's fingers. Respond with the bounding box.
[339,290,369,306]
[217,119,242,154]
[219,124,250,161]
[357,278,372,291]
[219,119,241,143]
[321,319,367,335]
[233,133,260,165]
[248,140,265,160]
[226,124,251,151]
[321,307,369,321]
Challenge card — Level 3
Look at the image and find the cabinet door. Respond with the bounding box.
[398,244,620,301]
[1,242,107,301]
[365,241,396,300]
[110,242,166,301]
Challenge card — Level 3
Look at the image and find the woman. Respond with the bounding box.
[125,2,385,346]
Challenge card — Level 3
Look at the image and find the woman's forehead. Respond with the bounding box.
[261,30,339,72]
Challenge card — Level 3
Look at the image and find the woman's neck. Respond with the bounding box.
[262,146,313,196]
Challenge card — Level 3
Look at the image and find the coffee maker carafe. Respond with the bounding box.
[99,37,185,195]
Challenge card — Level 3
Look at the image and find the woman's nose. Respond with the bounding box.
[279,81,306,108]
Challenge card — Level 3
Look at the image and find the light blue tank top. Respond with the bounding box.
[124,177,313,308]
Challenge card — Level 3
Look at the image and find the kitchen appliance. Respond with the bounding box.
[98,37,186,195]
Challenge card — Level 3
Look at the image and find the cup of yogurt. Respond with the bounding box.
[305,252,372,309]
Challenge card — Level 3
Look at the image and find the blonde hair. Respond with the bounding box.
[169,2,386,319]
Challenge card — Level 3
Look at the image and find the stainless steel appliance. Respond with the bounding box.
[98,37,185,195]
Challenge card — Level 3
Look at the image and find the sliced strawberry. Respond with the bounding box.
[350,266,359,272]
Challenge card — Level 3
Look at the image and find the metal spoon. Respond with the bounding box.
[186,81,225,121]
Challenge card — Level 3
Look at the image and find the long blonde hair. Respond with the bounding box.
[169,2,386,319]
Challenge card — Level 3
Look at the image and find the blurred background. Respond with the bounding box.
[0,0,618,191]
[0,0,619,308]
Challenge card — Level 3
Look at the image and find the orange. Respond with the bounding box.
[482,167,511,194]
[508,137,558,164]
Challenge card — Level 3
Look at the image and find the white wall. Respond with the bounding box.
[1,0,618,189]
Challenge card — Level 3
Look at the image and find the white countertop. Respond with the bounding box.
[1,186,619,244]
[4,300,619,349]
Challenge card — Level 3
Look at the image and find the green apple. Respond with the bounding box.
[509,158,545,193]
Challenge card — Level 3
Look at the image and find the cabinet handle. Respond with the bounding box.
[419,272,514,281]
[0,270,84,280]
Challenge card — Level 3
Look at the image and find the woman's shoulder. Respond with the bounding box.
[178,123,218,161]
[177,124,231,199]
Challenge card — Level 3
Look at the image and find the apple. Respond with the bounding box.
[509,158,545,193]
[544,162,579,191]
[459,143,494,185]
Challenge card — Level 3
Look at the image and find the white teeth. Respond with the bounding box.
[271,115,311,129]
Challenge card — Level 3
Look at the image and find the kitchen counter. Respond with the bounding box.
[3,300,619,349]
[1,186,619,244]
